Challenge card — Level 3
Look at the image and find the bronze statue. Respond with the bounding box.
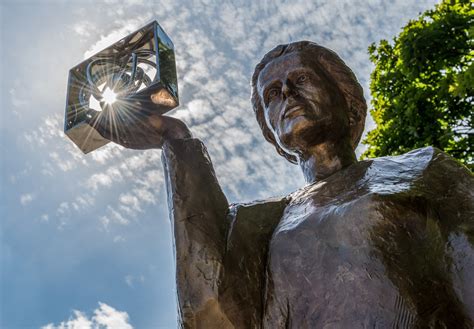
[92,41,474,328]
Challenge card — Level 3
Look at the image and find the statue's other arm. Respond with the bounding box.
[162,138,233,329]
[420,148,474,232]
[420,148,474,324]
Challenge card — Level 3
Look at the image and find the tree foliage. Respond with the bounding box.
[363,0,473,169]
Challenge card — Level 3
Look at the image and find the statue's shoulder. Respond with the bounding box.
[227,196,289,234]
[371,146,436,170]
[369,146,473,199]
[371,146,471,180]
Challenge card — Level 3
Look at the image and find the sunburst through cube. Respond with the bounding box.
[102,88,117,105]
[64,21,179,153]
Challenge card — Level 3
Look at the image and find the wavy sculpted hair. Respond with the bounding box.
[251,41,367,164]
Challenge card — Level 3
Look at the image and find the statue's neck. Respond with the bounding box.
[298,139,357,184]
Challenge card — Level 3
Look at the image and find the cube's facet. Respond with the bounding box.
[64,21,179,153]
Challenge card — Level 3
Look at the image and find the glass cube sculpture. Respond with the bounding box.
[64,21,179,153]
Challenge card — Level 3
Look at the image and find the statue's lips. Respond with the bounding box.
[283,105,307,119]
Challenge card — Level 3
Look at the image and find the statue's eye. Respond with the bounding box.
[297,74,307,84]
[268,88,280,100]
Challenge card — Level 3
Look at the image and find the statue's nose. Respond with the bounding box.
[282,79,297,99]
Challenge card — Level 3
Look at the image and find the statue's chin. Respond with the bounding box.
[278,116,334,152]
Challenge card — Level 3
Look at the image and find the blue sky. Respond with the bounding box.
[1,0,438,327]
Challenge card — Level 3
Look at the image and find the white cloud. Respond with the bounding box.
[90,144,123,164]
[86,173,114,191]
[135,170,163,190]
[42,310,92,329]
[125,275,134,287]
[72,21,95,38]
[125,274,145,288]
[42,115,63,141]
[76,195,95,207]
[124,0,145,5]
[20,193,34,205]
[119,193,141,212]
[56,202,70,216]
[132,187,156,205]
[113,235,126,243]
[9,88,28,108]
[93,302,133,329]
[49,152,76,172]
[105,205,130,227]
[100,216,111,230]
[41,302,132,329]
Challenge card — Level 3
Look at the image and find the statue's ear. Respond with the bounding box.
[349,115,356,127]
[348,101,357,127]
[348,98,367,149]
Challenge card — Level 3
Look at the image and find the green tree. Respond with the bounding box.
[363,0,473,169]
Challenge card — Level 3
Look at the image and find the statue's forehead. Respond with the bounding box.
[257,52,306,89]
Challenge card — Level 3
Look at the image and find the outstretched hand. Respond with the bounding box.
[87,106,192,150]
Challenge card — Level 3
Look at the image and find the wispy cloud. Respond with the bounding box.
[100,205,131,230]
[72,21,95,38]
[85,173,114,191]
[125,274,145,288]
[9,88,28,108]
[113,235,126,243]
[20,193,35,205]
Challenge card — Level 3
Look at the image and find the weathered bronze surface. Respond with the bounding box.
[93,41,474,328]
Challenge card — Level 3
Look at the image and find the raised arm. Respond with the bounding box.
[162,138,233,328]
[90,110,234,328]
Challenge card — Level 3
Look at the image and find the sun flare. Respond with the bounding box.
[102,87,117,104]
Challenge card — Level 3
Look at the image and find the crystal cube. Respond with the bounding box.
[64,21,179,153]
